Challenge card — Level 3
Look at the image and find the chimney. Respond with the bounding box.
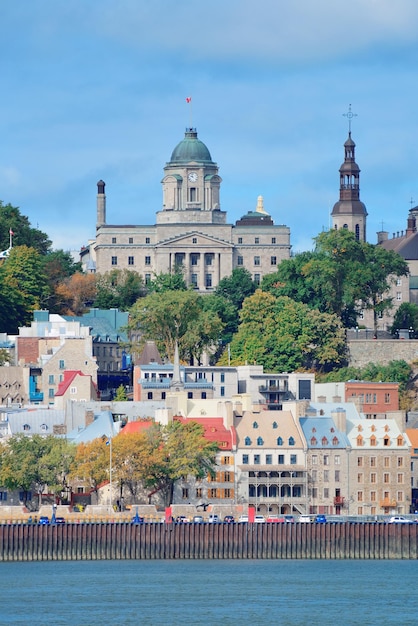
[85,410,95,427]
[331,408,346,433]
[96,180,106,227]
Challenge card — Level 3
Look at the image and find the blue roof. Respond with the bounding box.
[299,416,351,448]
[67,410,118,443]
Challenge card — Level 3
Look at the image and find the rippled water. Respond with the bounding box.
[1,559,417,625]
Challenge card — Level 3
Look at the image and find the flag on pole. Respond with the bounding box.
[9,229,14,236]
[186,96,192,103]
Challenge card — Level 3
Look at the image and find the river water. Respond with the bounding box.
[1,559,417,625]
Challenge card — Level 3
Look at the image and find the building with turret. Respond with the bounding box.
[84,128,291,288]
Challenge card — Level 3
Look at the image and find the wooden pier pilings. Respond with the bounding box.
[0,522,417,561]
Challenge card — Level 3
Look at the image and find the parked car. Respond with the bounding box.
[298,515,312,523]
[254,515,266,523]
[266,515,285,523]
[315,514,327,523]
[38,516,50,525]
[238,515,249,523]
[54,517,66,525]
[175,516,189,524]
[208,514,220,524]
[284,515,295,523]
[192,515,204,524]
[131,515,144,524]
[388,516,413,524]
[223,515,235,523]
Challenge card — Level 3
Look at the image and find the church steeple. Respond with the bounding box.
[331,106,367,241]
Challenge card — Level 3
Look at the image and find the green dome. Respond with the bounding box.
[169,128,213,164]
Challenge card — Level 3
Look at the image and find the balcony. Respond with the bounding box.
[334,496,345,506]
[380,498,397,509]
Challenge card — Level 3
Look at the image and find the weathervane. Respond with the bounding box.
[343,104,357,133]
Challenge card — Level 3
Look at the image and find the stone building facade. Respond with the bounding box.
[87,128,291,288]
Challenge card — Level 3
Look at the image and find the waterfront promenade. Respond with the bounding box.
[1,521,417,561]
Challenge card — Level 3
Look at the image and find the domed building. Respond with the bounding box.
[88,127,291,288]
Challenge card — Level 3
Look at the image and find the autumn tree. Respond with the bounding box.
[42,250,82,312]
[70,438,108,492]
[54,272,97,315]
[218,290,346,372]
[137,421,218,507]
[128,290,223,363]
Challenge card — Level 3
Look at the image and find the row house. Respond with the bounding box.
[234,407,307,516]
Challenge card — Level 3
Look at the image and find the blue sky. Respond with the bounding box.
[2,0,418,254]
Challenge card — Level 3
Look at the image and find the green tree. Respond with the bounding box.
[94,269,146,310]
[148,266,187,293]
[0,435,75,507]
[114,384,128,401]
[0,201,51,255]
[0,246,50,331]
[0,348,11,366]
[218,290,346,372]
[262,229,409,331]
[390,303,418,338]
[202,294,239,362]
[358,242,409,337]
[128,290,223,363]
[215,267,256,310]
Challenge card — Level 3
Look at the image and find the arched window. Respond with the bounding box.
[257,437,264,446]
[277,437,283,446]
[289,436,295,446]
[272,421,278,429]
[252,421,258,429]
[245,437,251,446]
[355,224,360,240]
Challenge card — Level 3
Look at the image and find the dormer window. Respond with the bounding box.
[332,437,339,446]
[357,435,363,447]
[23,424,30,431]
[272,421,278,429]
[322,437,328,445]
[41,424,48,431]
[397,435,404,446]
[311,437,317,445]
[252,421,258,429]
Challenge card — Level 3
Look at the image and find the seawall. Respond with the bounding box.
[1,522,417,561]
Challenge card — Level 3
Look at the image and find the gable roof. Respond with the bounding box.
[174,415,234,450]
[55,370,87,397]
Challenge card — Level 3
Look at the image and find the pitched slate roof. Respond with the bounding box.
[6,409,65,436]
[299,416,350,448]
[66,410,119,443]
[54,370,96,397]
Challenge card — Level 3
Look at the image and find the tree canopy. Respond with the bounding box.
[218,290,346,372]
[128,290,224,363]
[262,229,409,333]
[0,201,51,255]
[215,267,256,310]
[93,269,146,311]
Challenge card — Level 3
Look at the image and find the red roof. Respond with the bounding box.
[55,370,85,397]
[121,420,154,435]
[174,416,235,450]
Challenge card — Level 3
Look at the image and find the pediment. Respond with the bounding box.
[156,231,233,249]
